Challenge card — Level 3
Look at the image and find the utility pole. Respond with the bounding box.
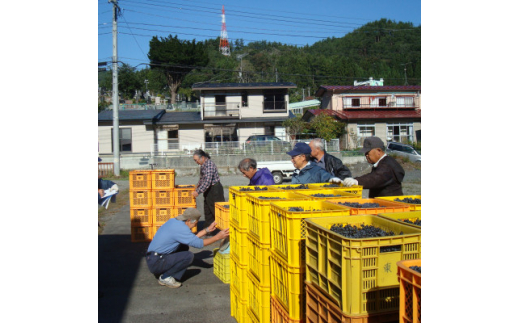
[110,0,121,176]
[401,62,411,86]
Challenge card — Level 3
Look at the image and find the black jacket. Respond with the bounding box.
[322,153,352,180]
[355,155,405,198]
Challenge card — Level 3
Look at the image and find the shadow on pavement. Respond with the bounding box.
[98,234,148,323]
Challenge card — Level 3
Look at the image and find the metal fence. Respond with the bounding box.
[150,139,340,157]
[108,102,200,111]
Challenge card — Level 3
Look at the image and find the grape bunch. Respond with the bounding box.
[279,184,309,190]
[240,186,268,191]
[337,202,382,208]
[311,194,342,197]
[322,184,340,188]
[401,218,421,226]
[394,197,421,204]
[257,196,282,200]
[409,266,421,274]
[287,207,304,211]
[330,223,402,238]
[223,205,230,209]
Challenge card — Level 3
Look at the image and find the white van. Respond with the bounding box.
[386,142,421,162]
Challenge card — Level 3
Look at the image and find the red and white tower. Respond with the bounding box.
[219,5,230,56]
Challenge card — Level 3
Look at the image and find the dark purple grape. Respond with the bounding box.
[279,184,309,190]
[401,218,421,226]
[337,202,382,208]
[329,223,402,238]
[257,196,282,199]
[394,197,421,204]
[409,266,421,274]
[311,194,341,197]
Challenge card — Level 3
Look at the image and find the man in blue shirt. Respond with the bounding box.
[146,208,230,288]
[287,142,341,184]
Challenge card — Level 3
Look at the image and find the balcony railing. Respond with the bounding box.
[202,103,240,119]
[263,101,287,113]
[343,98,419,109]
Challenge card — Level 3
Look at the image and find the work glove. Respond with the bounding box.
[342,178,358,187]
[329,177,342,184]
[108,184,119,193]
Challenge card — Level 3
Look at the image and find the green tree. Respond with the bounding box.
[148,35,209,100]
[282,116,309,142]
[310,114,344,142]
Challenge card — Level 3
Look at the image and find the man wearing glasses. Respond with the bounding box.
[287,142,341,184]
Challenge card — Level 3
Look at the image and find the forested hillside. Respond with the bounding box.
[99,19,420,103]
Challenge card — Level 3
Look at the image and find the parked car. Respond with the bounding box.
[245,135,292,150]
[386,142,421,162]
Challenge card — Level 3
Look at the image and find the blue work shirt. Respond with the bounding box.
[147,218,203,254]
[291,161,333,184]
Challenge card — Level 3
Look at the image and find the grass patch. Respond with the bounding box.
[101,169,130,180]
[98,188,130,234]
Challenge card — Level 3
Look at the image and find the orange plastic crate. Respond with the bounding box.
[129,190,152,208]
[294,189,359,201]
[151,169,175,190]
[271,296,304,323]
[152,189,175,206]
[152,206,175,225]
[306,281,399,323]
[129,170,152,190]
[326,197,410,215]
[130,225,153,242]
[397,259,421,323]
[173,185,197,205]
[130,207,153,226]
[215,202,230,229]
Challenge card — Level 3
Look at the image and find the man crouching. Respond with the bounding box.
[145,208,229,288]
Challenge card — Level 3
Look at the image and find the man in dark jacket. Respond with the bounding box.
[342,136,405,198]
[309,138,352,179]
[237,158,275,185]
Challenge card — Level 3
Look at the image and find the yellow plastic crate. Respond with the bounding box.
[305,215,421,316]
[172,185,197,205]
[308,184,364,197]
[377,211,422,229]
[271,295,303,323]
[326,197,411,215]
[215,202,230,230]
[230,254,249,299]
[213,248,230,284]
[230,223,249,266]
[376,195,422,211]
[397,259,421,323]
[129,170,152,190]
[269,200,350,267]
[151,169,175,190]
[247,233,270,286]
[231,285,249,323]
[130,207,153,226]
[305,281,399,323]
[152,189,175,206]
[270,250,306,321]
[129,190,153,208]
[130,225,153,242]
[246,271,271,323]
[229,185,280,211]
[245,191,309,244]
[294,189,359,201]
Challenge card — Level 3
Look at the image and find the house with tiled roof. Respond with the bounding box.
[304,82,421,149]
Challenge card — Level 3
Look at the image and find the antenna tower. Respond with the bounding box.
[219,5,230,56]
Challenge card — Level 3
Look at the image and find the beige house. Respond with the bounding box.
[306,84,421,149]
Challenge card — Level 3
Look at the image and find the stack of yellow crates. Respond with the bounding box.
[129,169,197,242]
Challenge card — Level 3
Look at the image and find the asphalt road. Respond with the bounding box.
[99,167,420,322]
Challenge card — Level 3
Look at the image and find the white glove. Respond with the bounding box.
[108,184,119,193]
[329,177,342,184]
[342,178,358,187]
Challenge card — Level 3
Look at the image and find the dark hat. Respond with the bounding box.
[286,142,311,157]
[98,157,102,162]
[176,208,202,222]
[360,136,385,154]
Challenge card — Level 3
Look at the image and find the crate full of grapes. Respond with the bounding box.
[305,215,421,316]
[327,197,410,215]
[377,211,422,229]
[376,195,422,211]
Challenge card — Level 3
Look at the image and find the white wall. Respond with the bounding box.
[179,125,204,150]
[98,124,153,154]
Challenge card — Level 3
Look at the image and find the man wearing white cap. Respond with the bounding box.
[145,208,229,288]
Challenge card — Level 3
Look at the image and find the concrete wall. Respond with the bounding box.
[99,153,367,175]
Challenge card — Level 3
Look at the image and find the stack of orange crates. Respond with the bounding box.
[129,169,197,242]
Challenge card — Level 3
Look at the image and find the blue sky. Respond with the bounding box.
[98,0,421,68]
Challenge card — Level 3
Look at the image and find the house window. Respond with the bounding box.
[396,97,414,107]
[111,128,132,152]
[387,122,414,143]
[215,95,226,106]
[168,130,179,143]
[263,91,286,112]
[357,123,375,147]
[379,98,387,107]
[343,97,361,108]
[242,93,248,107]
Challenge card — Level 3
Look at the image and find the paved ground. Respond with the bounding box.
[99,166,420,322]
